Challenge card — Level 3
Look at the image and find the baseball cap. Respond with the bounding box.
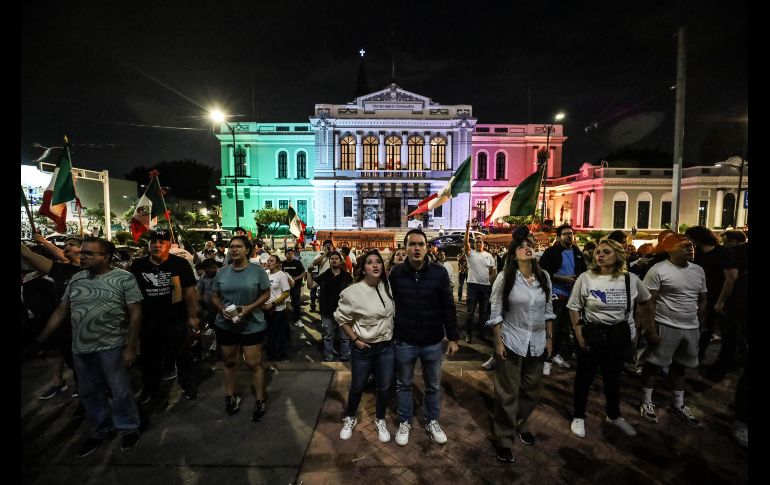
[148,229,172,241]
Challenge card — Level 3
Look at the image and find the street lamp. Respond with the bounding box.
[539,112,566,227]
[209,109,241,228]
[716,156,747,227]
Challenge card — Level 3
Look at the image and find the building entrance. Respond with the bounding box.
[385,198,402,227]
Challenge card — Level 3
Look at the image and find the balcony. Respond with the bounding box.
[336,170,452,180]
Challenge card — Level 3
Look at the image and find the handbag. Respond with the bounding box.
[580,273,631,354]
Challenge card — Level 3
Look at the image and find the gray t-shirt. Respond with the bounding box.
[467,250,496,285]
[64,268,143,354]
[212,263,271,334]
[643,260,707,330]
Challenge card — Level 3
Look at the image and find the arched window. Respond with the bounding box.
[385,135,401,170]
[362,135,378,170]
[430,136,447,170]
[636,192,652,229]
[407,136,424,171]
[340,135,356,170]
[296,151,307,179]
[612,192,628,229]
[277,151,288,179]
[234,146,247,177]
[495,152,506,180]
[722,193,736,228]
[583,195,591,227]
[660,192,672,228]
[477,152,488,179]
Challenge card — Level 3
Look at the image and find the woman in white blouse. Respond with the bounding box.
[487,236,555,463]
[333,249,396,443]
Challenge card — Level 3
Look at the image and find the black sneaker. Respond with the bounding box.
[39,383,68,400]
[518,432,536,446]
[225,395,242,416]
[252,400,267,422]
[182,387,200,400]
[496,446,514,463]
[121,431,140,451]
[75,437,103,458]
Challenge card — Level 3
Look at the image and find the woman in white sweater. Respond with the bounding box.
[333,249,395,443]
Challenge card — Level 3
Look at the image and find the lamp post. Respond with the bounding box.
[209,110,240,228]
[539,112,565,227]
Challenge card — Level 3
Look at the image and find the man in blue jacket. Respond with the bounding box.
[389,228,460,447]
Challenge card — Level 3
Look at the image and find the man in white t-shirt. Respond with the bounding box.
[463,222,497,343]
[639,234,707,427]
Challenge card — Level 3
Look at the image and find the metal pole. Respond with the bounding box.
[102,170,111,241]
[540,125,552,227]
[734,159,744,227]
[228,123,240,228]
[671,26,687,233]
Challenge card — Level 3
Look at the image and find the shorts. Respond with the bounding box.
[643,323,699,368]
[214,325,266,347]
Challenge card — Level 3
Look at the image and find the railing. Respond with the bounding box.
[336,170,452,179]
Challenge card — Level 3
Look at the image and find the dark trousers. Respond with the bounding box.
[457,272,467,300]
[345,341,394,419]
[265,309,289,361]
[289,284,302,322]
[573,345,625,419]
[310,285,318,309]
[139,318,198,394]
[735,352,748,423]
[465,283,491,337]
[552,296,574,358]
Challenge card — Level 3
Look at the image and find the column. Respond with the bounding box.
[355,133,362,170]
[423,133,431,170]
[446,132,453,170]
[532,147,539,174]
[401,133,408,170]
[576,192,584,227]
[737,190,747,227]
[714,189,724,228]
[334,132,340,169]
[588,191,596,227]
[378,132,386,170]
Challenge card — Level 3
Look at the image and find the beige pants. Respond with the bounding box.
[492,346,545,448]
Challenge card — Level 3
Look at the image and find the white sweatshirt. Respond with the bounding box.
[333,280,395,343]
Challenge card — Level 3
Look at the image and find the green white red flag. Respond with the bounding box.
[406,156,472,216]
[287,204,307,244]
[484,166,545,222]
[130,171,170,242]
[35,143,79,233]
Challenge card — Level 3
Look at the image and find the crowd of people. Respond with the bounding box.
[21,221,748,461]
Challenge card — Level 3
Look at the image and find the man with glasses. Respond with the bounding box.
[38,237,143,457]
[539,224,587,374]
[130,230,200,404]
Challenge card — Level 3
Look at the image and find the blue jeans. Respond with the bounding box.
[395,341,443,423]
[466,283,492,337]
[73,347,140,439]
[345,340,394,419]
[321,315,350,361]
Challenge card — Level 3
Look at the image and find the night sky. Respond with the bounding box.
[21,0,747,178]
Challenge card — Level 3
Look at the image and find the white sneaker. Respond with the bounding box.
[639,401,658,423]
[339,416,357,440]
[395,422,411,446]
[425,420,447,444]
[605,416,637,436]
[543,362,552,376]
[570,418,585,438]
[481,355,496,370]
[551,354,570,369]
[374,418,391,442]
[294,320,304,328]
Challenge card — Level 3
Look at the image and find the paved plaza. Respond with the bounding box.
[21,303,748,484]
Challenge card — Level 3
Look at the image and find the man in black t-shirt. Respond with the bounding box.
[130,230,200,402]
[306,252,352,361]
[282,248,306,325]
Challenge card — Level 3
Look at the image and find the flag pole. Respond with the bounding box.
[21,186,37,235]
[63,136,84,237]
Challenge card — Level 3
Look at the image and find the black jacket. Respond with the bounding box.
[539,243,587,279]
[388,259,459,345]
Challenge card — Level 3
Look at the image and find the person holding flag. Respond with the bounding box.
[130,171,171,243]
[34,138,81,233]
[287,204,307,247]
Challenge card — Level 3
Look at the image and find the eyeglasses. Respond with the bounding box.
[80,251,106,256]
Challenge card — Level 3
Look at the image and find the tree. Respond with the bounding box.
[587,229,609,242]
[84,207,117,227]
[254,208,288,237]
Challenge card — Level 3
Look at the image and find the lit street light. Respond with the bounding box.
[539,112,566,226]
[209,109,242,228]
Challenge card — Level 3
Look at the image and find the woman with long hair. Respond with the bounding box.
[567,239,651,438]
[210,235,272,421]
[385,247,407,275]
[333,249,396,443]
[262,255,292,362]
[487,236,555,463]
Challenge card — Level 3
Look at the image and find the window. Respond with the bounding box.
[278,151,288,178]
[494,127,508,133]
[340,135,356,170]
[583,195,591,227]
[278,199,288,210]
[722,193,736,228]
[475,127,490,133]
[475,200,487,222]
[264,200,273,209]
[363,136,378,171]
[297,200,307,222]
[495,152,506,180]
[698,200,708,226]
[234,146,247,177]
[293,126,309,131]
[236,200,244,218]
[433,204,443,218]
[430,136,447,170]
[276,126,290,132]
[613,201,627,228]
[661,201,672,228]
[637,201,650,229]
[407,136,424,171]
[343,196,353,217]
[296,152,307,178]
[385,135,401,170]
[477,153,488,179]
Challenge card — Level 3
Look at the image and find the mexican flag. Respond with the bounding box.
[287,205,307,244]
[406,193,438,217]
[406,156,472,217]
[36,145,78,233]
[485,166,545,222]
[130,173,168,242]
